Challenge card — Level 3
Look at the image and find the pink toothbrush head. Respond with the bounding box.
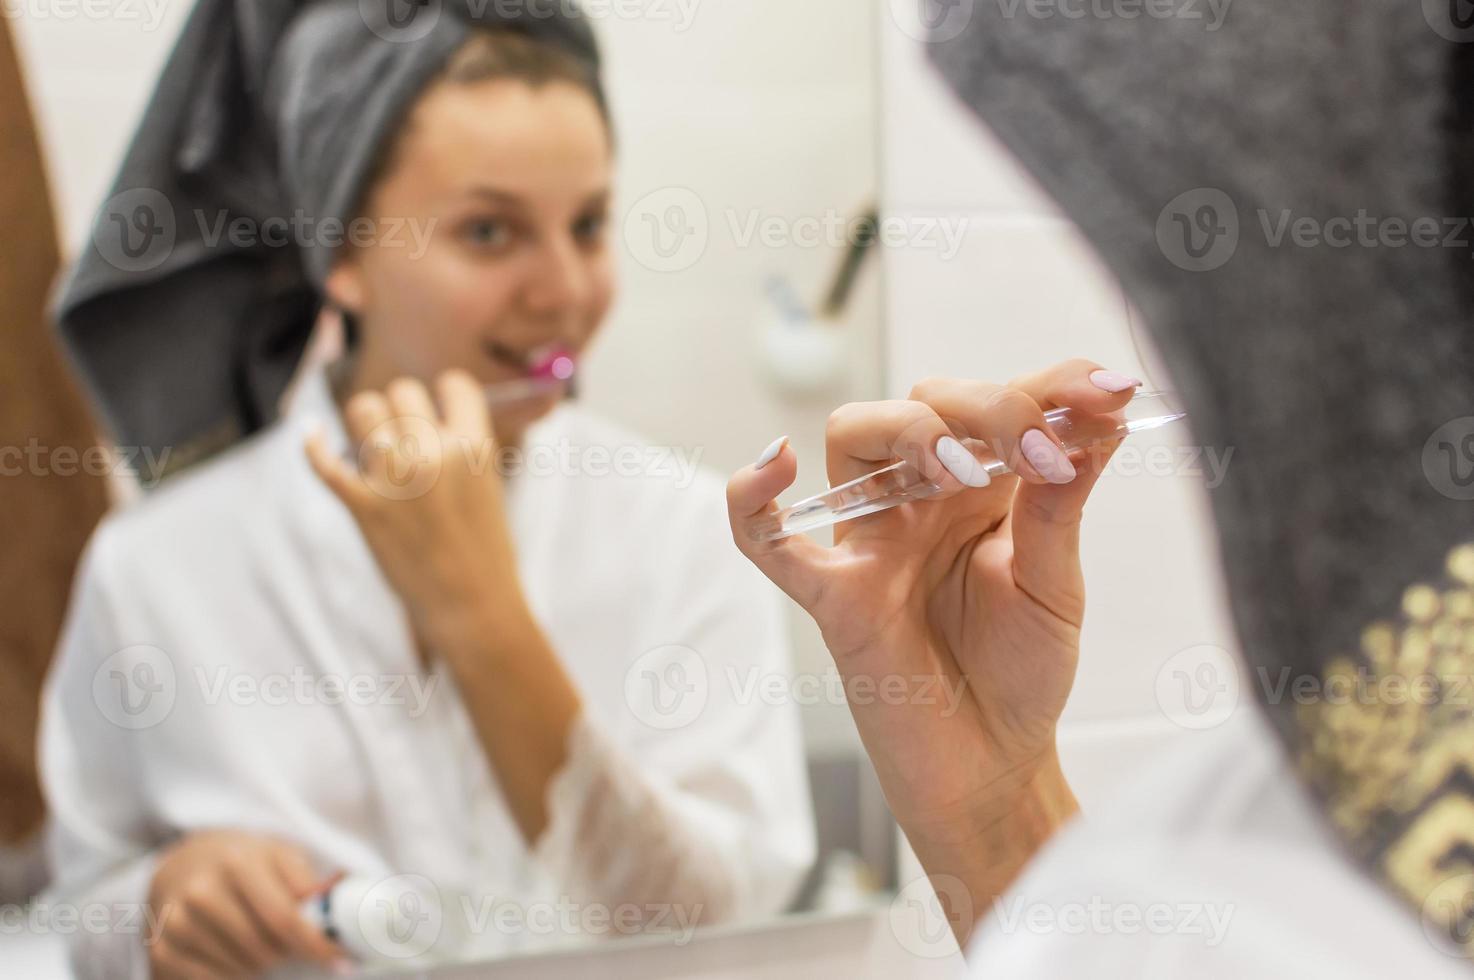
[526,345,577,382]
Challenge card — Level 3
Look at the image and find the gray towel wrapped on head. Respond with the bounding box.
[52,0,602,473]
[927,0,1474,953]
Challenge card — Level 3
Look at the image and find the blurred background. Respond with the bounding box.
[3,0,1237,974]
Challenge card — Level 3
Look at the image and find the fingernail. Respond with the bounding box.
[755,436,789,471]
[1022,429,1078,484]
[332,958,354,976]
[936,436,992,488]
[1090,370,1143,393]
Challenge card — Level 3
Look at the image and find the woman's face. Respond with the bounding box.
[327,77,614,441]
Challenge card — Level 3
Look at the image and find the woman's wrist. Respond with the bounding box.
[899,747,1079,949]
[419,580,537,662]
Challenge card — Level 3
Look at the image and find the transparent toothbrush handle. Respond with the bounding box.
[749,391,1185,542]
[755,457,950,540]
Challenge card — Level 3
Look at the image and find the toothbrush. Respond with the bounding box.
[484,345,577,406]
[749,390,1188,542]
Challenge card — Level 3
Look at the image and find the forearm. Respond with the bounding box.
[433,602,582,844]
[899,749,1079,951]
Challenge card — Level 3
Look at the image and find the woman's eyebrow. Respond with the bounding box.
[464,186,525,207]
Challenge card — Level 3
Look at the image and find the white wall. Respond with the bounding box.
[11,0,882,754]
[875,4,1242,814]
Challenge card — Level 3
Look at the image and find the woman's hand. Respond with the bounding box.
[146,830,346,979]
[306,369,581,842]
[726,360,1140,936]
[305,370,527,656]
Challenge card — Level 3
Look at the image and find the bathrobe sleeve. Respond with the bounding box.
[530,473,817,932]
[38,524,161,980]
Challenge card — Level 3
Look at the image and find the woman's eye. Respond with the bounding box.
[574,213,608,244]
[461,219,514,250]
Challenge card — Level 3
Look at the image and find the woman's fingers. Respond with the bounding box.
[908,377,1063,486]
[269,850,352,967]
[910,361,1141,487]
[992,360,1142,624]
[229,859,331,970]
[436,369,492,441]
[1003,431,1125,627]
[823,399,970,490]
[1006,358,1144,413]
[304,430,371,515]
[726,437,831,611]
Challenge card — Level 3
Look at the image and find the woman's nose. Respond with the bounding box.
[524,233,592,315]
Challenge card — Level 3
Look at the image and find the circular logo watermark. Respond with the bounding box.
[91,644,177,730]
[358,0,442,42]
[622,187,709,273]
[1424,417,1474,501]
[93,188,176,273]
[1424,0,1474,42]
[1154,643,1239,729]
[623,644,708,730]
[888,0,977,42]
[889,873,972,958]
[357,874,444,961]
[357,415,444,501]
[1422,872,1474,958]
[1156,188,1239,272]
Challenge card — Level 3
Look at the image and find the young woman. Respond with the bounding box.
[42,4,813,978]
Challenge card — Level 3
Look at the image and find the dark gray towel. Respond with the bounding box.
[927,0,1474,952]
[51,0,601,473]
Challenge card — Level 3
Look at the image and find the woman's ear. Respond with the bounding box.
[323,257,365,316]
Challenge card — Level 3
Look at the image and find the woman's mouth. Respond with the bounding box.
[483,340,576,378]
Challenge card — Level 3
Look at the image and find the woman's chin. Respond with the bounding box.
[492,391,563,442]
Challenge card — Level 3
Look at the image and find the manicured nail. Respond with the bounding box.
[1022,429,1077,484]
[1090,370,1143,393]
[755,436,789,470]
[936,436,992,488]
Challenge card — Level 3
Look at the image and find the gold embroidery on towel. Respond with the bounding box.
[1296,542,1474,957]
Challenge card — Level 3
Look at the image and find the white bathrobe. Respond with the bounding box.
[38,366,815,977]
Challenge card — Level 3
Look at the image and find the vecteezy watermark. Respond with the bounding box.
[622,646,974,731]
[357,0,701,44]
[91,646,445,730]
[0,0,171,30]
[193,665,441,717]
[346,874,704,962]
[1422,872,1474,959]
[92,645,178,731]
[621,189,970,273]
[887,0,1228,43]
[623,644,710,730]
[889,873,974,958]
[0,900,171,945]
[1080,440,1235,489]
[1425,417,1474,501]
[1154,644,1241,730]
[1254,664,1474,710]
[355,420,706,502]
[92,189,437,274]
[458,895,703,946]
[0,440,173,488]
[1424,0,1474,43]
[990,895,1236,946]
[993,0,1231,31]
[1157,187,1474,272]
[888,0,977,42]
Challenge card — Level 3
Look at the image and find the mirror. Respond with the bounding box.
[3,0,892,974]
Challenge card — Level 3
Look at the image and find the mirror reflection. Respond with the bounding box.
[2,0,888,975]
